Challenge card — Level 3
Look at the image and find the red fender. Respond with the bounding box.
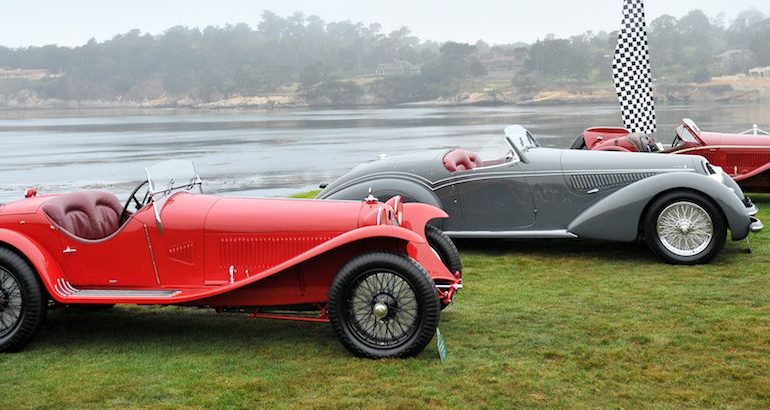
[0,228,68,302]
[143,224,429,304]
[733,161,770,182]
[400,202,449,235]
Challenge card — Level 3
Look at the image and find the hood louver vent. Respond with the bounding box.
[570,172,656,192]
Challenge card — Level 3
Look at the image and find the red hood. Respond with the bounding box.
[698,131,770,147]
[203,196,366,234]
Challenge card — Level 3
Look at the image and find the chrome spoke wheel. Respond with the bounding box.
[656,201,714,257]
[346,270,419,348]
[0,267,23,339]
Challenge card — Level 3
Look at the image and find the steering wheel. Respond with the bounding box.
[120,180,150,224]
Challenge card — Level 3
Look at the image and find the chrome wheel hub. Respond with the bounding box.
[347,271,419,347]
[657,201,713,257]
[372,302,389,320]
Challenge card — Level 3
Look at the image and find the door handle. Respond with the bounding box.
[63,246,77,254]
[586,188,599,194]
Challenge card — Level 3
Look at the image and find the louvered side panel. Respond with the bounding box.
[569,172,656,192]
[218,234,337,272]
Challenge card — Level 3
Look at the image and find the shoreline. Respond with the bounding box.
[2,77,769,113]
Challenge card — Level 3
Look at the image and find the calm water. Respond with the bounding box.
[1,104,769,203]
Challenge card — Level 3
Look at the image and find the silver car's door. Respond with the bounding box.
[454,161,536,231]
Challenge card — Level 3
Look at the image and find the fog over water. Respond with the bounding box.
[1,103,768,203]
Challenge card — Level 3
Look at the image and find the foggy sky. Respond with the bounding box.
[1,0,768,48]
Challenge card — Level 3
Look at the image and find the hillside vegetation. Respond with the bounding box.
[2,9,770,108]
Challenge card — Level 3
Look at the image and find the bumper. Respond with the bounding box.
[744,197,762,233]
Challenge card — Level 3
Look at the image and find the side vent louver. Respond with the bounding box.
[570,172,656,192]
[168,242,195,265]
[219,235,335,271]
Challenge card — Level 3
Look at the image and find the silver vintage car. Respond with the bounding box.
[318,125,762,265]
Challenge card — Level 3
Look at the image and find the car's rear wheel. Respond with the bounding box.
[425,225,462,275]
[0,248,47,352]
[328,252,440,359]
[644,191,726,265]
[425,225,462,310]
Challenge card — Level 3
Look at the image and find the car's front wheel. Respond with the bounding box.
[644,191,726,265]
[0,248,47,352]
[328,252,440,359]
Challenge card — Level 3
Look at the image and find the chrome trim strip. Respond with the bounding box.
[143,225,161,285]
[74,289,181,298]
[675,145,770,155]
[444,230,578,239]
[433,169,693,190]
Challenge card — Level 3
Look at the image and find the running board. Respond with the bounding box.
[444,230,578,239]
[55,279,180,299]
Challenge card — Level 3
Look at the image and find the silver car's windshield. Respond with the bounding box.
[146,160,201,195]
[504,125,539,152]
[478,137,518,165]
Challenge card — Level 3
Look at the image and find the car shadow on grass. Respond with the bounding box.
[453,237,752,264]
[31,306,342,355]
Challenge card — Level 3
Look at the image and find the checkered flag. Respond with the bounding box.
[613,0,656,135]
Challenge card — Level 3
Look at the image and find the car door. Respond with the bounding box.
[455,160,536,231]
[57,213,159,288]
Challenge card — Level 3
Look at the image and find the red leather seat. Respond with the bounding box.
[42,191,123,240]
[443,149,482,172]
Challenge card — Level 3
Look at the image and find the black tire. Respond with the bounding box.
[569,135,587,149]
[328,252,441,359]
[425,225,462,275]
[644,191,727,265]
[0,248,47,352]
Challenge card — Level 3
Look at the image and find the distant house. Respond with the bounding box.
[713,49,756,73]
[375,60,421,76]
[749,66,770,79]
[0,68,53,81]
[482,56,524,73]
[481,47,527,73]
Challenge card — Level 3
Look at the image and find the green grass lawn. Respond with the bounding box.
[2,195,770,408]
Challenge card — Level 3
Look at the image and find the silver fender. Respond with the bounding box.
[318,178,442,208]
[568,172,751,242]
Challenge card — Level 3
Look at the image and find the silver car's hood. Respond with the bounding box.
[556,148,706,173]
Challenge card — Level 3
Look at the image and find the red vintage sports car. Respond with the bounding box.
[573,119,770,192]
[0,160,462,358]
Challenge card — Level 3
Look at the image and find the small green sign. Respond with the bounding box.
[436,328,447,362]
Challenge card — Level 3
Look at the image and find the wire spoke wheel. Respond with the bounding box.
[328,252,440,358]
[346,269,419,348]
[656,201,714,257]
[0,267,24,339]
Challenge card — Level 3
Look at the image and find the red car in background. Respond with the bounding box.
[0,160,462,358]
[573,119,770,192]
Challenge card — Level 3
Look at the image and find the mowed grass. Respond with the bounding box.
[2,196,770,408]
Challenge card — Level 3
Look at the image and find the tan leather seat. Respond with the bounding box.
[42,191,123,240]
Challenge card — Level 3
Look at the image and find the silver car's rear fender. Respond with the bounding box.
[318,178,442,208]
[567,172,751,242]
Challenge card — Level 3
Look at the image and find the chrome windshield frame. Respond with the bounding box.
[145,159,203,226]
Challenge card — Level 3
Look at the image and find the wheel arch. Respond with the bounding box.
[0,228,64,301]
[636,187,729,240]
[568,172,750,242]
[319,178,441,208]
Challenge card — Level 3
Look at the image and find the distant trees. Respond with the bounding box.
[1,8,769,105]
